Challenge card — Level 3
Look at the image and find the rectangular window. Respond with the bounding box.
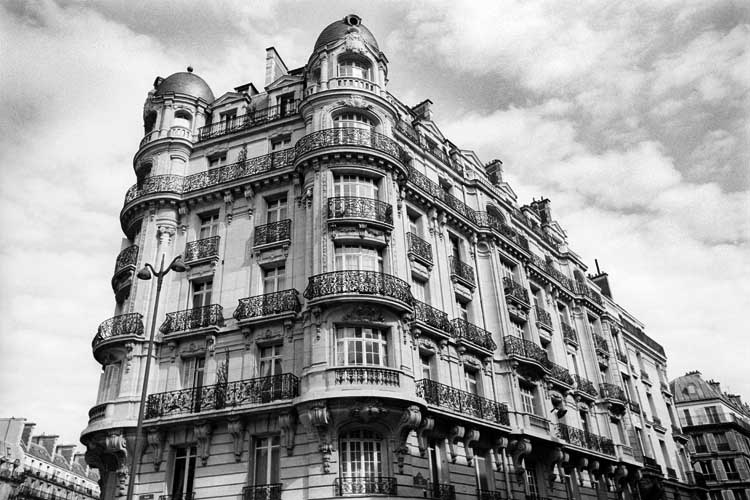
[266,196,288,223]
[98,362,121,403]
[499,260,515,280]
[408,214,420,235]
[171,446,197,497]
[259,345,282,377]
[411,278,427,303]
[520,385,538,415]
[659,440,672,468]
[704,406,720,423]
[714,432,731,451]
[336,327,388,367]
[420,355,433,380]
[181,357,205,390]
[449,235,461,260]
[464,368,479,396]
[263,266,286,294]
[526,462,539,498]
[693,434,708,453]
[333,174,378,198]
[253,436,280,485]
[510,321,525,338]
[276,93,296,116]
[475,454,490,492]
[334,245,382,272]
[270,136,291,151]
[208,153,227,169]
[199,213,220,238]
[428,440,442,487]
[192,280,212,308]
[682,409,693,426]
[723,459,739,480]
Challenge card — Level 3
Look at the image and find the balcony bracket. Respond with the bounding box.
[492,437,509,472]
[545,446,565,487]
[146,429,166,471]
[279,411,297,456]
[508,438,532,477]
[447,425,465,463]
[463,428,480,466]
[227,417,245,462]
[300,403,333,473]
[417,416,435,457]
[194,421,212,466]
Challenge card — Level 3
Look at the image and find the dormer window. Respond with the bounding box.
[338,55,372,80]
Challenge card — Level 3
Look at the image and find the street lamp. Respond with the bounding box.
[126,253,186,500]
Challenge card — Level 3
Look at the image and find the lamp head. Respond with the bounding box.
[170,256,187,273]
[137,267,152,280]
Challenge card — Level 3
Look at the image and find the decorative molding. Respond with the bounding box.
[350,399,387,423]
[194,421,212,466]
[146,429,165,471]
[448,425,465,463]
[279,411,297,456]
[300,404,333,473]
[463,429,480,466]
[493,437,508,472]
[416,416,435,457]
[342,305,385,323]
[226,417,245,462]
[545,446,564,486]
[394,406,421,473]
[508,438,532,475]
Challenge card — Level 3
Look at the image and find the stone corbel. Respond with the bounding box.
[576,457,588,483]
[157,224,176,246]
[394,406,422,473]
[428,208,438,236]
[545,446,564,486]
[400,313,413,345]
[147,429,166,471]
[437,340,449,360]
[297,184,313,208]
[416,416,435,457]
[242,327,253,351]
[178,204,188,233]
[226,417,245,462]
[614,464,629,490]
[448,425,465,463]
[508,438,532,476]
[588,460,600,483]
[194,421,212,466]
[244,186,255,217]
[224,192,234,224]
[300,404,333,473]
[124,342,134,373]
[311,306,322,341]
[493,437,508,471]
[279,411,297,456]
[105,431,129,495]
[463,429,480,466]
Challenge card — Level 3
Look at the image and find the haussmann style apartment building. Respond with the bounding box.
[80,14,709,500]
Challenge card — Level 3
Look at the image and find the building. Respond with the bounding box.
[0,418,100,500]
[80,14,705,500]
[671,372,750,500]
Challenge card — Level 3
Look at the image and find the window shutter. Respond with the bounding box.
[726,431,739,451]
[714,459,727,481]
[735,457,750,480]
[704,433,717,452]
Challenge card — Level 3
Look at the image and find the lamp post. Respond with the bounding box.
[126,253,186,500]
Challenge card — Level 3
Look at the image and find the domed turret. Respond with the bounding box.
[313,14,379,53]
[154,67,215,103]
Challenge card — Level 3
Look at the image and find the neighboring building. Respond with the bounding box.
[672,372,750,500]
[80,14,705,500]
[0,418,99,500]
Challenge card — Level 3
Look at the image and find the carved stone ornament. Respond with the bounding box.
[508,438,532,475]
[194,421,212,466]
[343,28,366,53]
[146,429,165,471]
[338,95,371,111]
[350,399,387,423]
[463,429,480,466]
[300,404,333,473]
[493,437,508,472]
[448,425,465,463]
[545,446,564,486]
[417,416,435,457]
[224,192,234,224]
[342,304,385,323]
[226,417,245,462]
[394,406,422,473]
[279,412,297,456]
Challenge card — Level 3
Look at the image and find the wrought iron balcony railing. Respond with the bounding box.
[254,219,291,247]
[395,120,420,143]
[557,423,615,456]
[198,101,300,141]
[416,379,510,426]
[548,361,575,386]
[295,127,406,164]
[412,300,452,335]
[327,197,393,226]
[407,232,432,265]
[234,289,300,321]
[160,304,225,334]
[574,280,604,307]
[449,255,475,287]
[303,271,413,306]
[535,305,553,330]
[504,336,550,368]
[406,166,479,226]
[573,374,598,398]
[242,484,281,500]
[333,476,397,496]
[125,150,295,205]
[184,235,220,263]
[529,254,576,292]
[93,313,144,347]
[679,412,750,432]
[451,318,497,351]
[425,482,456,500]
[642,456,662,473]
[146,373,299,418]
[114,244,139,274]
[599,383,627,402]
[443,192,477,224]
[593,333,609,354]
[629,400,642,414]
[334,367,400,386]
[503,276,530,306]
[561,323,578,345]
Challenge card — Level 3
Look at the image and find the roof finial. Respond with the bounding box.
[187,66,194,73]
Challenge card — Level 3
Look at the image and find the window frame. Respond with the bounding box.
[335,326,389,367]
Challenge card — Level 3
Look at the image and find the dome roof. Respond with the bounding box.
[154,68,215,103]
[314,14,379,52]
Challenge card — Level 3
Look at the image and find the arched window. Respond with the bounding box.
[333,111,374,130]
[338,56,372,81]
[339,430,384,491]
[174,110,192,129]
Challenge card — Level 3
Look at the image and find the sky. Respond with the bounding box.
[0,0,748,451]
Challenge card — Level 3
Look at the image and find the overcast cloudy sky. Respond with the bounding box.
[1,0,748,449]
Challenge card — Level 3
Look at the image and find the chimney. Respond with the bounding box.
[34,435,59,456]
[264,47,289,87]
[590,260,613,299]
[486,159,503,185]
[412,99,433,121]
[21,423,36,448]
[55,445,76,465]
[74,453,87,469]
[529,198,552,225]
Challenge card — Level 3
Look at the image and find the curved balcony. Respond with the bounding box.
[303,271,413,311]
[233,289,300,325]
[503,336,550,375]
[327,196,393,230]
[333,367,400,386]
[254,219,292,248]
[573,374,598,399]
[184,235,220,266]
[452,318,496,353]
[160,304,224,336]
[416,379,509,426]
[294,127,406,165]
[412,300,452,340]
[92,313,144,349]
[197,101,299,142]
[138,126,193,149]
[145,373,299,419]
[124,174,183,205]
[111,245,139,302]
[547,361,575,390]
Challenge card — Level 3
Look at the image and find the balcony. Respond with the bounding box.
[243,484,281,500]
[197,101,299,142]
[503,336,550,375]
[233,289,300,324]
[503,277,530,308]
[600,383,627,413]
[528,254,575,295]
[573,374,598,399]
[160,304,225,335]
[616,350,628,364]
[547,361,575,388]
[573,280,604,309]
[254,219,292,248]
[145,373,299,419]
[557,423,615,456]
[449,255,475,288]
[334,367,400,386]
[593,333,609,356]
[412,300,452,338]
[333,476,397,496]
[111,244,138,302]
[92,313,144,349]
[407,232,432,267]
[416,379,509,426]
[303,271,413,311]
[425,482,456,500]
[476,212,530,254]
[452,318,497,352]
[406,166,479,227]
[295,128,406,165]
[642,456,662,475]
[184,235,220,266]
[680,412,750,433]
[561,323,578,346]
[534,305,553,332]
[327,196,393,230]
[660,381,671,395]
